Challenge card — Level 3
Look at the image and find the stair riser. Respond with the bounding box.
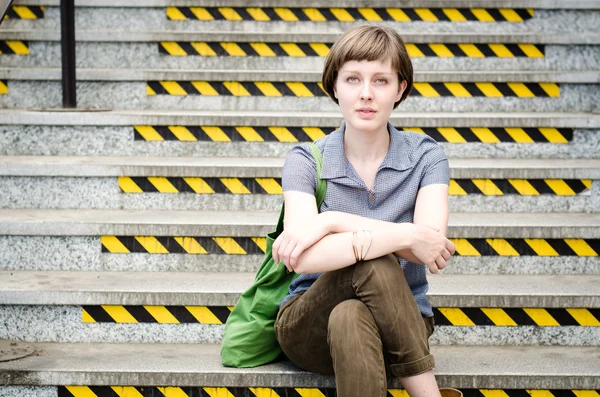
[2,305,598,346]
[2,42,599,72]
[0,177,597,212]
[0,386,54,397]
[0,236,598,274]
[2,7,599,33]
[2,82,597,113]
[1,126,599,159]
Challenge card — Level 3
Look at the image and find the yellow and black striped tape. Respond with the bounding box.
[101,236,266,255]
[166,7,535,23]
[146,81,560,98]
[119,176,592,197]
[58,386,600,397]
[101,236,600,257]
[0,80,7,95]
[82,305,600,327]
[82,304,233,324]
[0,41,29,55]
[134,125,574,144]
[159,41,545,58]
[3,5,44,19]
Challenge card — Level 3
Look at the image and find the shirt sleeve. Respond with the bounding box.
[281,144,317,195]
[419,138,450,189]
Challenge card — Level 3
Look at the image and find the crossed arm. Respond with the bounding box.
[272,184,454,274]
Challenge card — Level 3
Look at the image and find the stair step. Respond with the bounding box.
[0,209,599,237]
[3,67,599,82]
[3,43,599,76]
[2,271,599,307]
[3,29,600,44]
[2,83,596,113]
[9,0,600,9]
[1,156,599,179]
[4,109,598,128]
[0,341,598,389]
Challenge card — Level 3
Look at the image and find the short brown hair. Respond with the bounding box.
[322,24,413,109]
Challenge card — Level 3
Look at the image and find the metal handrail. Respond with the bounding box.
[61,0,76,107]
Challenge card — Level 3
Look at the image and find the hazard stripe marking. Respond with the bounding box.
[101,237,600,257]
[58,387,600,397]
[166,7,534,22]
[118,177,592,197]
[102,236,266,255]
[0,80,7,95]
[133,126,574,144]
[147,81,560,97]
[159,42,545,58]
[82,305,234,324]
[3,6,45,19]
[0,41,29,55]
[81,306,600,326]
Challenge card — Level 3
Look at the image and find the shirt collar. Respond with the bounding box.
[321,121,414,180]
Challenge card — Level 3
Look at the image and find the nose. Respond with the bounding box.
[360,82,373,101]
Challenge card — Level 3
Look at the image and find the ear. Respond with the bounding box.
[396,80,407,102]
[333,84,338,99]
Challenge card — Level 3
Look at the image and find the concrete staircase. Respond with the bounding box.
[1,0,599,395]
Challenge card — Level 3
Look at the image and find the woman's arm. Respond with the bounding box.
[273,191,453,274]
[394,183,450,264]
[272,190,415,273]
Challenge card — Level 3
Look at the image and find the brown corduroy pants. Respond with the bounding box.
[274,254,435,397]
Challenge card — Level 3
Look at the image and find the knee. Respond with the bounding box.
[355,254,404,284]
[327,299,376,344]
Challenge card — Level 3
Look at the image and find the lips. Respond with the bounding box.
[357,108,375,113]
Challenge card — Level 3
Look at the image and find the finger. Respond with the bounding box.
[436,256,447,271]
[441,249,451,261]
[272,234,284,264]
[446,239,456,255]
[427,261,438,274]
[282,241,298,269]
[289,244,305,269]
[276,238,290,267]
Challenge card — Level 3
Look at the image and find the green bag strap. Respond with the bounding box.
[274,143,326,234]
[308,143,326,207]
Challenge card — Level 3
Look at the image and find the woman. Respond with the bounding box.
[272,24,457,397]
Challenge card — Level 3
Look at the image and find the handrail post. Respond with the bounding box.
[61,0,76,108]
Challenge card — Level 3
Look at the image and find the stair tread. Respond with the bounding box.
[0,156,599,179]
[0,209,598,238]
[1,271,599,307]
[0,341,598,388]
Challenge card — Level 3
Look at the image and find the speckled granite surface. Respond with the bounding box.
[1,43,599,72]
[3,8,600,33]
[0,387,55,397]
[1,126,599,159]
[0,177,597,212]
[2,82,598,113]
[0,235,598,273]
[1,305,598,346]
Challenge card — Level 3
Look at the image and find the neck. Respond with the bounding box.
[343,122,390,164]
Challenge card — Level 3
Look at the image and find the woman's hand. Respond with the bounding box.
[409,224,456,274]
[272,217,329,272]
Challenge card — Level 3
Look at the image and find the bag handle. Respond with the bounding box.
[308,142,326,208]
[274,143,326,234]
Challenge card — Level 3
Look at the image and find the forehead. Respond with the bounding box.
[339,59,395,74]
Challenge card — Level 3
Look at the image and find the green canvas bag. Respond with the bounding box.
[221,142,326,368]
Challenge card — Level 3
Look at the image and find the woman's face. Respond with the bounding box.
[333,58,407,133]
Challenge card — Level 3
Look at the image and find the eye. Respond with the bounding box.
[346,76,358,82]
[376,78,388,83]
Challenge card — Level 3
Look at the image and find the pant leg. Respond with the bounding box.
[328,299,387,397]
[274,254,434,378]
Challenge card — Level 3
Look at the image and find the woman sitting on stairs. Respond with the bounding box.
[272,24,458,397]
